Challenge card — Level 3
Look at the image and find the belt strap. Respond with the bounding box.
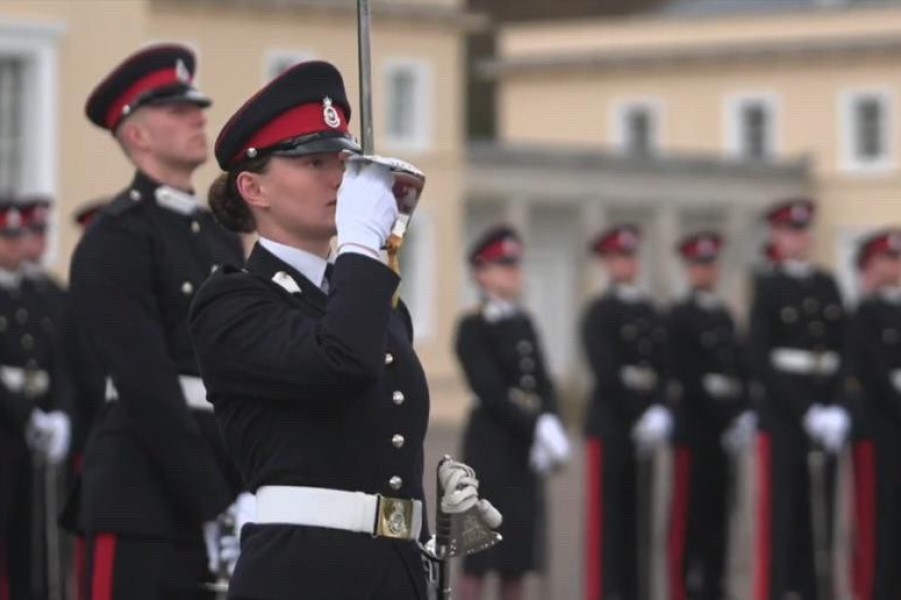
[105,375,212,412]
[256,486,422,541]
[771,348,840,376]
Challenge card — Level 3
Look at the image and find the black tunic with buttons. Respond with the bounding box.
[189,244,430,599]
[582,292,668,439]
[455,307,559,576]
[666,293,747,445]
[747,267,847,433]
[68,171,244,540]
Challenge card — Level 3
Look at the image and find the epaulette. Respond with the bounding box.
[101,188,147,218]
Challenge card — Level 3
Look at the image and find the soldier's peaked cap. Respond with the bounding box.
[764,197,816,229]
[856,228,901,269]
[678,231,723,263]
[214,61,360,170]
[86,44,210,132]
[591,224,641,256]
[468,225,523,266]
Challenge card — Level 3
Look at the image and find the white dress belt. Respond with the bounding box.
[770,348,840,376]
[105,375,212,412]
[256,485,423,541]
[0,365,49,395]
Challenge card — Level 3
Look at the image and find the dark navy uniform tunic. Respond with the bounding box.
[747,265,846,600]
[69,171,243,541]
[665,291,746,600]
[455,305,558,576]
[189,245,430,600]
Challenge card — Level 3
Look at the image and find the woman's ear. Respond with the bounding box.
[236,171,269,210]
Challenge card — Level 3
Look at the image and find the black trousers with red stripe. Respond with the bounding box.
[667,442,730,600]
[852,431,901,600]
[754,430,836,600]
[83,533,212,600]
[585,435,648,600]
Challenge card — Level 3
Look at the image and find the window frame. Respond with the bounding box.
[724,92,780,160]
[839,87,896,174]
[610,97,665,156]
[382,58,432,153]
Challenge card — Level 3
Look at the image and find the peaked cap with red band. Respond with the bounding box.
[74,200,108,230]
[214,61,360,170]
[86,44,210,131]
[468,225,524,266]
[0,200,24,235]
[856,228,901,269]
[678,231,723,263]
[764,197,816,229]
[19,195,51,232]
[591,224,641,256]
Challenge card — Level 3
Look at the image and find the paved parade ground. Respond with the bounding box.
[424,423,855,600]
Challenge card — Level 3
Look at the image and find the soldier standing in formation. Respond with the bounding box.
[0,199,71,600]
[665,232,754,600]
[748,198,850,600]
[190,59,475,600]
[455,225,570,600]
[70,44,250,598]
[582,224,672,600]
[847,229,901,600]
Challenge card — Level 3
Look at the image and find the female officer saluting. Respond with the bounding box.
[189,60,435,600]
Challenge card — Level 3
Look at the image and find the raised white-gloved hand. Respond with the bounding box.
[202,519,240,576]
[529,413,571,474]
[336,160,398,257]
[438,459,502,528]
[631,405,673,454]
[721,410,757,453]
[230,492,256,540]
[25,409,71,465]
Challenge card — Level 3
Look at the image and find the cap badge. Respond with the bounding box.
[791,204,809,223]
[322,96,341,129]
[891,233,901,251]
[175,59,190,83]
[8,209,21,229]
[698,238,715,255]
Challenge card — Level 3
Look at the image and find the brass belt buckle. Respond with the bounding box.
[375,495,414,540]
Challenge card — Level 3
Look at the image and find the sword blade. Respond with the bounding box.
[356,0,374,155]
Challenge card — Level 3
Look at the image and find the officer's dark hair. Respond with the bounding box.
[208,155,271,234]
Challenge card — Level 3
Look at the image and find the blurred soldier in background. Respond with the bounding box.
[71,44,248,598]
[666,231,754,600]
[847,229,901,600]
[455,225,570,600]
[581,224,671,600]
[748,198,850,600]
[0,199,71,600]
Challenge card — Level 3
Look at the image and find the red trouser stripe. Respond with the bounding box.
[91,534,117,600]
[586,439,604,600]
[667,446,692,600]
[852,440,876,600]
[0,541,9,600]
[754,433,772,600]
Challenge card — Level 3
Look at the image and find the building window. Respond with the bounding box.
[0,57,25,193]
[397,213,434,340]
[841,89,895,173]
[725,93,778,160]
[264,50,314,81]
[384,60,431,152]
[612,99,662,156]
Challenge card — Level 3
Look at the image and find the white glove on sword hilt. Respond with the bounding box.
[346,154,426,242]
[434,458,503,558]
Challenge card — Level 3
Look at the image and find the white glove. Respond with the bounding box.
[438,459,502,529]
[721,411,757,453]
[230,492,256,540]
[803,405,850,453]
[336,160,398,256]
[25,409,71,465]
[529,414,571,474]
[631,405,673,454]
[202,519,240,577]
[529,439,554,475]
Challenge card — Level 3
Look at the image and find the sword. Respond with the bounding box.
[808,447,833,600]
[199,512,235,600]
